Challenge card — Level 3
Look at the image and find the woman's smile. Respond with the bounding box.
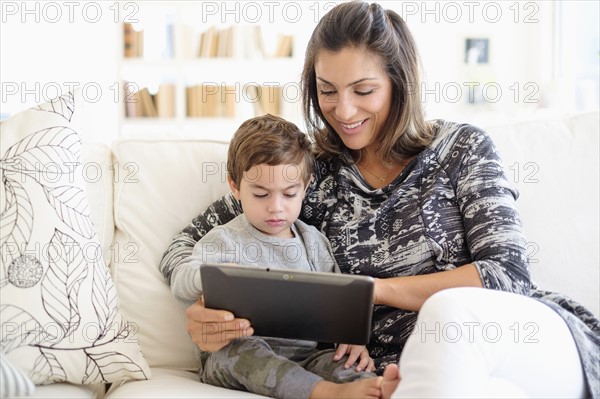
[339,119,368,135]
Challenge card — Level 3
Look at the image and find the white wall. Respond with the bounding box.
[1,1,120,143]
[1,1,597,142]
[391,1,556,124]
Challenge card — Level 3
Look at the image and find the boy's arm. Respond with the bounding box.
[159,193,242,289]
[168,222,243,307]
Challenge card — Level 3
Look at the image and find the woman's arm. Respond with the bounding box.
[159,193,242,286]
[375,126,529,311]
[374,264,482,311]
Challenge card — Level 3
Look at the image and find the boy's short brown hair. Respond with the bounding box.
[227,114,314,189]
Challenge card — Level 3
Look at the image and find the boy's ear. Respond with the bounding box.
[226,175,241,200]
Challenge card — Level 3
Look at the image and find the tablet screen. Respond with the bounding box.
[201,263,374,344]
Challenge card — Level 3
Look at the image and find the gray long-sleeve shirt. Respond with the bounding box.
[170,214,340,309]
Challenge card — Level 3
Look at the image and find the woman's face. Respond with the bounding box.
[314,46,392,153]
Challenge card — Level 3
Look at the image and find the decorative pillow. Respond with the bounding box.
[1,352,35,398]
[0,92,151,385]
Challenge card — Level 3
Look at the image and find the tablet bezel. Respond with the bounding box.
[200,263,374,345]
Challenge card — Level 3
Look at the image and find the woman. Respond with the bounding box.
[160,2,599,397]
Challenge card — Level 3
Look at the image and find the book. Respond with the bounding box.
[186,86,196,117]
[216,26,234,57]
[243,26,265,59]
[273,34,293,58]
[251,85,282,116]
[163,22,174,59]
[124,24,143,58]
[199,27,218,57]
[124,82,143,117]
[186,84,236,117]
[139,88,158,117]
[155,84,175,118]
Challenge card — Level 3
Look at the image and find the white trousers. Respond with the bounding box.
[392,287,586,398]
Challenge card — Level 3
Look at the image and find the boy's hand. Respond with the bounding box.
[333,344,375,372]
[186,296,254,352]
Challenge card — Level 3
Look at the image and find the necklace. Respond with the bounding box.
[358,157,412,185]
[359,163,395,183]
[361,165,396,183]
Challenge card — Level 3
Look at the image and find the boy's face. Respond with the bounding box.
[228,163,309,239]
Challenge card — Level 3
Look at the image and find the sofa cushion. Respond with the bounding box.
[484,111,599,316]
[105,368,267,398]
[111,139,231,369]
[0,91,151,385]
[82,142,114,266]
[30,381,105,398]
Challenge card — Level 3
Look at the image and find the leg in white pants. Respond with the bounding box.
[392,287,586,398]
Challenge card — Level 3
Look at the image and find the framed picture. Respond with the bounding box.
[465,38,489,64]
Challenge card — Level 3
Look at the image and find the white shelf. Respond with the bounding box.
[117,2,310,138]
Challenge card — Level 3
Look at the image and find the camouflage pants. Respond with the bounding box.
[198,337,376,399]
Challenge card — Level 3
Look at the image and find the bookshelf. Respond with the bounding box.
[118,3,311,140]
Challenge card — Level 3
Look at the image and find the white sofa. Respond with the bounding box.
[31,111,599,398]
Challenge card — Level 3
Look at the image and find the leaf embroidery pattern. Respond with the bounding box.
[83,350,148,384]
[0,176,33,273]
[2,126,81,182]
[91,259,119,343]
[30,349,67,385]
[2,95,148,384]
[43,185,94,239]
[0,305,55,353]
[35,92,75,122]
[41,230,88,340]
[0,126,95,246]
[0,126,95,239]
[114,321,133,340]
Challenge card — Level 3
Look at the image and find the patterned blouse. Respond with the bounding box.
[159,120,599,397]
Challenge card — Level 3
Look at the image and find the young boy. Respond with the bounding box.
[170,114,383,399]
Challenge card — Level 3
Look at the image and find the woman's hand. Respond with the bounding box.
[333,344,375,372]
[372,265,483,311]
[185,296,254,352]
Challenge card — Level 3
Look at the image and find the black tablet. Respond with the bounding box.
[200,263,374,345]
